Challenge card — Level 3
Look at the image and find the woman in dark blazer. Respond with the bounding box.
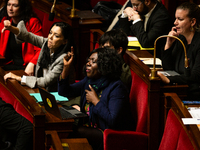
[58,48,135,150]
[158,2,200,100]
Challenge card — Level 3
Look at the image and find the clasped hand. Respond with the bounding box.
[124,7,140,21]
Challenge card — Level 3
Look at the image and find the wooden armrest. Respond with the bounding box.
[46,131,64,150]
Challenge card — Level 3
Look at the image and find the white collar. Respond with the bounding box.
[145,3,157,19]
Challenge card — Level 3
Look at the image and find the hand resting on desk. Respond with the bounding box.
[157,72,170,84]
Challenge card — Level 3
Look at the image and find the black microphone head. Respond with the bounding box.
[49,12,55,21]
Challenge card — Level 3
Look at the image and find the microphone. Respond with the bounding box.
[150,35,190,79]
[49,0,57,21]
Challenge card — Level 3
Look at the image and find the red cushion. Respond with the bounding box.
[159,109,195,150]
[0,83,33,123]
[104,129,148,150]
[33,7,61,37]
[42,13,61,37]
[117,0,128,5]
[33,7,44,24]
[130,70,148,133]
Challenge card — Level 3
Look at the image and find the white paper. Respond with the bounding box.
[188,107,200,118]
[128,37,138,41]
[182,118,200,125]
[182,107,200,125]
[139,58,162,65]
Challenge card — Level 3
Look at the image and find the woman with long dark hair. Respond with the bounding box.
[3,20,75,92]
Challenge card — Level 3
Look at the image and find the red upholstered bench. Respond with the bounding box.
[0,68,46,150]
[104,69,148,150]
[159,109,195,150]
[0,82,33,123]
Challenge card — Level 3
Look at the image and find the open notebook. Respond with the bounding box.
[38,87,87,120]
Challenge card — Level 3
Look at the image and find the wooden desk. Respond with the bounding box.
[1,68,74,150]
[30,0,103,80]
[0,55,5,67]
[164,93,200,149]
[45,131,93,150]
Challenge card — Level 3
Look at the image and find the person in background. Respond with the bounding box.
[0,0,42,75]
[0,98,33,150]
[99,28,131,90]
[157,2,200,100]
[3,20,75,92]
[119,0,172,58]
[0,0,5,21]
[58,48,135,150]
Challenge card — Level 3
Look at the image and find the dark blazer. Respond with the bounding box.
[58,76,135,131]
[162,32,200,100]
[119,2,172,57]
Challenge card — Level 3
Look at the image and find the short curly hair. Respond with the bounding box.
[83,47,123,80]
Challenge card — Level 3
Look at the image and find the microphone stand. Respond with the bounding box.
[70,0,78,18]
[49,0,56,21]
[150,35,190,80]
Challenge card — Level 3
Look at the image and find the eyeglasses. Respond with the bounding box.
[132,2,142,8]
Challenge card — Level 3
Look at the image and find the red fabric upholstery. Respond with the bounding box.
[0,83,33,123]
[90,0,128,8]
[104,70,149,150]
[33,7,61,37]
[94,43,99,49]
[129,70,148,132]
[159,109,195,150]
[104,129,148,150]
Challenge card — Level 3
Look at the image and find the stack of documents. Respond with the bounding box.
[128,37,154,51]
[182,107,200,130]
[139,58,162,68]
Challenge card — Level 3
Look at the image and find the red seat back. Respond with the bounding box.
[159,109,195,150]
[0,83,33,123]
[129,70,148,133]
[33,7,61,37]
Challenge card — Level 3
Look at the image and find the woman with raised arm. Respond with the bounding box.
[58,47,135,150]
[3,20,75,92]
[158,2,200,100]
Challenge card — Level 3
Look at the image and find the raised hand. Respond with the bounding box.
[61,46,74,79]
[63,46,74,66]
[2,20,11,33]
[165,27,179,50]
[2,20,19,35]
